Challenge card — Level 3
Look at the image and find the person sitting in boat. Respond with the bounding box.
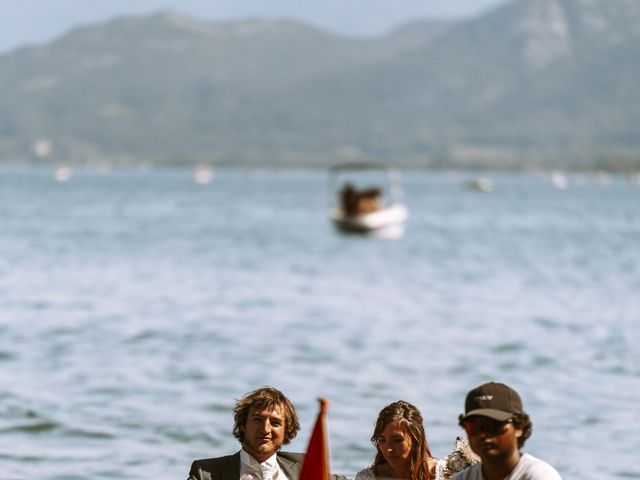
[340,182,360,216]
[452,382,562,480]
[187,386,304,480]
[355,187,382,215]
[355,400,478,480]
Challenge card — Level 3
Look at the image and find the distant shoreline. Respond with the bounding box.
[2,157,639,173]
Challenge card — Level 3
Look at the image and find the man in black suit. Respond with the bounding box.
[188,387,303,480]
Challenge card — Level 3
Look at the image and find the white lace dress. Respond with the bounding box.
[353,436,478,480]
[354,467,375,480]
[354,459,448,480]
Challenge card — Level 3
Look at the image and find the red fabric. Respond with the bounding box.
[300,400,330,480]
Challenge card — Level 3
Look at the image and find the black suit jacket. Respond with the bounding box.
[188,451,305,480]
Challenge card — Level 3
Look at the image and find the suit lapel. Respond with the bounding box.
[278,454,301,480]
[218,451,241,480]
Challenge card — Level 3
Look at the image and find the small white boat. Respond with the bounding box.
[549,171,568,189]
[53,165,73,182]
[330,203,409,233]
[466,177,493,193]
[193,164,214,184]
[329,162,408,235]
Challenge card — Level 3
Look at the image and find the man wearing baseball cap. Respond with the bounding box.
[451,382,561,480]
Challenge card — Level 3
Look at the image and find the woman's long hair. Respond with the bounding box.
[370,400,434,480]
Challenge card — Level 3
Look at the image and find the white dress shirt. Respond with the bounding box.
[239,449,290,480]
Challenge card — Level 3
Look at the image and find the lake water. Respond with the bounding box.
[0,166,638,479]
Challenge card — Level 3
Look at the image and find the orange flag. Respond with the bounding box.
[300,398,331,480]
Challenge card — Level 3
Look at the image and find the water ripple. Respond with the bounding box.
[0,168,638,479]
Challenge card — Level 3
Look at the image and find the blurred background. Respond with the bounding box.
[1,1,639,479]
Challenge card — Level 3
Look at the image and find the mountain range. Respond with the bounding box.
[1,0,639,169]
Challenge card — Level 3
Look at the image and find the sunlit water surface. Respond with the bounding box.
[0,167,638,479]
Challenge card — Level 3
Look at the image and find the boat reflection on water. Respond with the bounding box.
[329,161,408,239]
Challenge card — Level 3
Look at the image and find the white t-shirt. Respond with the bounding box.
[451,453,561,480]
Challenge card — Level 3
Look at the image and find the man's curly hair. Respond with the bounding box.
[232,387,300,445]
[511,412,532,449]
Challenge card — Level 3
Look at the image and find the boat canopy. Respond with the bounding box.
[329,161,392,173]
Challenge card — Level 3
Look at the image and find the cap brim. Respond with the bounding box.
[461,408,513,421]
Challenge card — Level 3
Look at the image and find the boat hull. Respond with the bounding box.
[331,204,408,233]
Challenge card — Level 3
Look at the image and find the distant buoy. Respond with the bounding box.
[193,164,214,184]
[53,165,73,182]
[549,171,567,189]
[33,139,53,158]
[596,171,611,185]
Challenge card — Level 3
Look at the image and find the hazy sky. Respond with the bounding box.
[0,0,510,54]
